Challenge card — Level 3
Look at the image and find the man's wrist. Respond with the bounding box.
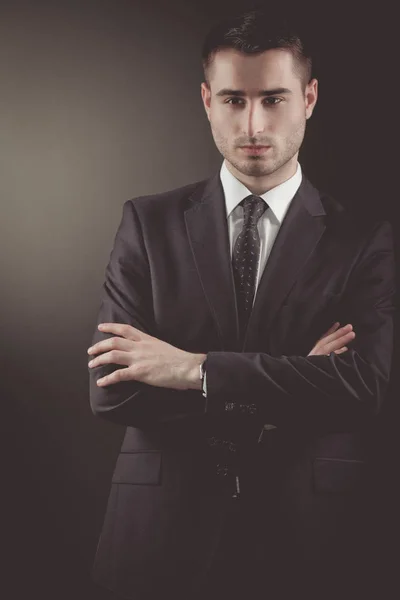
[185,353,207,390]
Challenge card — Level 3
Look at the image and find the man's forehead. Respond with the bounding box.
[210,48,296,86]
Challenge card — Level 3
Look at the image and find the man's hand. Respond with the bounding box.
[308,322,355,356]
[87,323,206,390]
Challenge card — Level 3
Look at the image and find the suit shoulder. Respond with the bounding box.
[124,177,209,216]
[319,189,391,243]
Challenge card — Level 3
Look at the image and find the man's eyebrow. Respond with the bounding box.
[215,88,292,97]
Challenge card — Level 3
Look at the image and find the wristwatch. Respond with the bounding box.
[199,358,207,398]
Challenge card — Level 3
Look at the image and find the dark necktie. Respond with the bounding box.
[206,195,268,499]
[232,194,268,344]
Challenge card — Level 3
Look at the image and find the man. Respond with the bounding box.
[88,9,395,600]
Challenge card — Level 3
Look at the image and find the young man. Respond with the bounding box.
[88,9,395,600]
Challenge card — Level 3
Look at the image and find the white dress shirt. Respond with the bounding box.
[202,159,303,431]
[222,159,302,299]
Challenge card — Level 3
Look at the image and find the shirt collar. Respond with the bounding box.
[219,159,302,224]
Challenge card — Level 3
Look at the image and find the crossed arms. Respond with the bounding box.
[88,200,396,430]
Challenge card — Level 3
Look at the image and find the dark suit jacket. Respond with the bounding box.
[88,171,396,600]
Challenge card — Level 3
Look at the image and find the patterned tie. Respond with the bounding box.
[232,194,268,344]
[206,195,268,499]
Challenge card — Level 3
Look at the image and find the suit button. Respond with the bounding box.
[216,463,229,477]
[224,402,236,412]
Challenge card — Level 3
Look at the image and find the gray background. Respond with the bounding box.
[1,1,398,598]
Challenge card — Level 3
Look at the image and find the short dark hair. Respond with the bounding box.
[201,7,313,92]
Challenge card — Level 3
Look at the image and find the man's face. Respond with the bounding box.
[201,48,318,190]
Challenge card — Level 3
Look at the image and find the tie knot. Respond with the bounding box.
[240,194,268,225]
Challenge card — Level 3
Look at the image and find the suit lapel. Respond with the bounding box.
[185,171,326,353]
[185,172,240,351]
[243,176,326,350]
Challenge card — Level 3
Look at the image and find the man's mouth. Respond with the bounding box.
[240,145,271,154]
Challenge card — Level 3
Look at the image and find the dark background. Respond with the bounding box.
[1,1,398,598]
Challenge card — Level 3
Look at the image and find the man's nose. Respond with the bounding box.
[243,104,266,137]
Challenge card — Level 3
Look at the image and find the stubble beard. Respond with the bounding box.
[212,120,306,179]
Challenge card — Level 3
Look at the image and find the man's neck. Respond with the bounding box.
[225,156,298,195]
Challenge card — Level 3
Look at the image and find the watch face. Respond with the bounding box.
[200,361,206,379]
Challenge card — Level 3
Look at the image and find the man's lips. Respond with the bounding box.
[240,145,271,154]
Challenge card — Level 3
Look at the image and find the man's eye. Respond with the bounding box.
[265,97,282,105]
[226,98,243,105]
[225,97,282,106]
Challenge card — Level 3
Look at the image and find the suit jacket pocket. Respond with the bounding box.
[111,451,162,485]
[313,457,366,494]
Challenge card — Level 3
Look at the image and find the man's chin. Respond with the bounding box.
[230,159,276,178]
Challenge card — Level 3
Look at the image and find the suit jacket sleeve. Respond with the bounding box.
[205,220,396,430]
[88,199,207,427]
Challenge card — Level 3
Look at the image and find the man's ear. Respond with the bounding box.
[305,78,318,120]
[201,82,211,121]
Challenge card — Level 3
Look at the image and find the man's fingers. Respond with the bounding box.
[320,324,353,346]
[322,331,355,354]
[323,322,340,336]
[317,322,339,342]
[334,346,348,355]
[88,336,134,356]
[308,327,356,356]
[88,349,132,369]
[96,366,133,386]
